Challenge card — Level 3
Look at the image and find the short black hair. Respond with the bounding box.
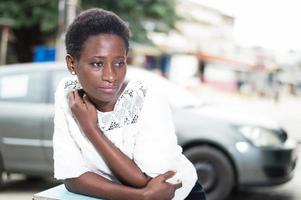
[65,8,130,60]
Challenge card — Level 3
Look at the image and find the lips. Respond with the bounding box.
[97,86,118,94]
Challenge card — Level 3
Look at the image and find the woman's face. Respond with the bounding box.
[68,34,127,108]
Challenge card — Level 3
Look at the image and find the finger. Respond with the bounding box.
[74,90,83,103]
[83,94,94,108]
[83,94,91,104]
[83,95,91,109]
[67,91,75,105]
[160,170,176,181]
[172,180,183,190]
[78,89,85,98]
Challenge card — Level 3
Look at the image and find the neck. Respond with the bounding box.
[96,100,116,112]
[87,95,116,112]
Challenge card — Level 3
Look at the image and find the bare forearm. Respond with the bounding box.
[64,172,145,200]
[83,126,149,187]
[69,91,149,187]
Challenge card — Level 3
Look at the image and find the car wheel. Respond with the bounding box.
[184,145,235,200]
[25,175,44,181]
[0,155,3,186]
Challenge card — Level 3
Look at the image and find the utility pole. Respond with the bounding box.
[56,0,80,61]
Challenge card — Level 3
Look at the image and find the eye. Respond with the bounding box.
[92,62,104,69]
[114,60,126,67]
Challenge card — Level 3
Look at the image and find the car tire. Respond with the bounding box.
[25,175,44,181]
[184,145,235,200]
[0,155,4,186]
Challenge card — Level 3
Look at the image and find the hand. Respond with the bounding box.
[142,171,182,200]
[68,90,98,133]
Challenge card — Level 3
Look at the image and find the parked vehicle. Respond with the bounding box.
[0,62,298,200]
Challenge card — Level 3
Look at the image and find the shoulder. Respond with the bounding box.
[54,76,82,107]
[131,78,170,118]
[126,78,165,99]
[137,78,168,107]
[57,76,82,93]
[123,79,148,99]
[56,76,82,94]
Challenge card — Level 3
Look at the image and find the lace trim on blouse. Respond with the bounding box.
[64,78,148,132]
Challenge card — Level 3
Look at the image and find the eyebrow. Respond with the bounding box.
[89,55,126,59]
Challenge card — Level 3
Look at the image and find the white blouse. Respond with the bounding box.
[52,76,197,200]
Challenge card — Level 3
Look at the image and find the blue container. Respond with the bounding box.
[34,46,56,62]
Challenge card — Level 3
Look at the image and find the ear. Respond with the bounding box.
[66,54,77,75]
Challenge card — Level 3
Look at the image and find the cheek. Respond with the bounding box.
[117,67,127,80]
[77,69,99,87]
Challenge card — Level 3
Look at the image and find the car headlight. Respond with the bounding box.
[238,126,282,147]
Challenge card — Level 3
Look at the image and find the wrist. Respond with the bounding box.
[140,188,150,200]
[81,123,99,136]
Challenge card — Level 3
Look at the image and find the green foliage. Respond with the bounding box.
[0,0,177,62]
[0,0,177,41]
[0,0,58,33]
[82,0,178,42]
[0,0,58,62]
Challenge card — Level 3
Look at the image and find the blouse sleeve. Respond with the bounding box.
[52,79,90,180]
[133,87,183,178]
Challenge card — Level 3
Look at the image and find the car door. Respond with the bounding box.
[0,70,50,174]
[42,69,69,172]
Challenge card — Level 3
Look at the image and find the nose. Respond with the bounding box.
[101,64,116,83]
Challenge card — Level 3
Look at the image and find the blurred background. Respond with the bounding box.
[0,0,300,200]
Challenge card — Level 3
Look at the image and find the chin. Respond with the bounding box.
[94,93,117,103]
[86,87,121,104]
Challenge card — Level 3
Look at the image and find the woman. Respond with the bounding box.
[53,8,206,200]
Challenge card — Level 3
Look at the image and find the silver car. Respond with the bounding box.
[0,62,298,200]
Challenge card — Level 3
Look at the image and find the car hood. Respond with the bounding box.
[188,104,281,130]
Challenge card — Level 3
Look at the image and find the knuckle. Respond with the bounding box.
[71,102,79,109]
[69,102,75,107]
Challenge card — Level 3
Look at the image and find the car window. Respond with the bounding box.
[49,70,70,103]
[0,72,45,103]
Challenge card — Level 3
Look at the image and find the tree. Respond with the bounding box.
[0,0,58,62]
[82,0,178,43]
[0,0,177,62]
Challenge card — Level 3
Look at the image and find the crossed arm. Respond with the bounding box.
[64,90,181,200]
